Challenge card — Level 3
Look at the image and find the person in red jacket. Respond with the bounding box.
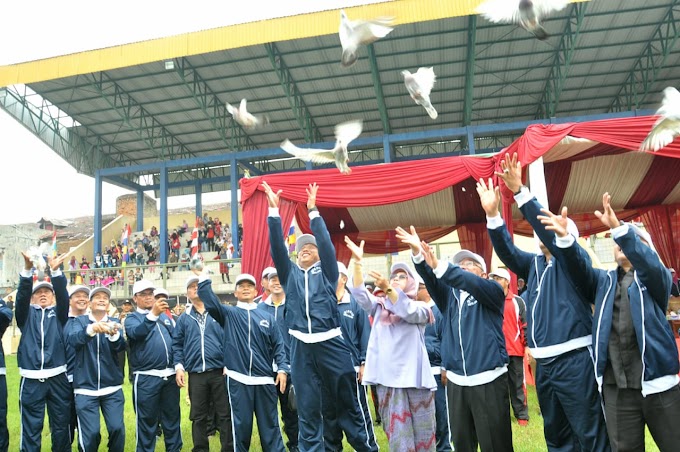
[489,267,530,426]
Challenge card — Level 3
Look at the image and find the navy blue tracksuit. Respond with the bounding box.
[323,292,377,452]
[269,210,377,452]
[488,191,609,451]
[67,315,126,452]
[0,298,13,452]
[257,298,298,450]
[200,277,289,452]
[424,300,452,452]
[16,271,72,452]
[125,310,182,452]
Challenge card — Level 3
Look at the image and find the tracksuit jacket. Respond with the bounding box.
[172,306,224,374]
[16,271,70,378]
[414,256,508,386]
[424,300,444,372]
[124,309,176,373]
[0,299,12,374]
[337,291,370,368]
[257,297,291,359]
[199,277,290,382]
[268,210,343,342]
[487,194,593,359]
[66,315,126,393]
[554,224,679,396]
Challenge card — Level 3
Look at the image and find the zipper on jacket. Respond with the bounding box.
[456,292,467,376]
[594,271,614,386]
[97,331,101,390]
[248,310,253,376]
[157,323,170,367]
[40,309,45,370]
[305,269,312,334]
[634,271,647,388]
[530,257,552,349]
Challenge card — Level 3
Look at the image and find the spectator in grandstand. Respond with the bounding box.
[264,181,376,452]
[173,276,233,452]
[16,252,72,451]
[125,280,182,451]
[69,256,78,284]
[150,226,158,238]
[67,286,126,452]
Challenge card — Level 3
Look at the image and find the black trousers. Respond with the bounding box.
[278,378,299,449]
[507,356,529,421]
[189,369,233,452]
[603,383,680,452]
[446,373,514,452]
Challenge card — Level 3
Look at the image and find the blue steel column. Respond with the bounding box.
[383,135,392,163]
[230,159,240,258]
[93,171,103,256]
[195,182,203,221]
[136,190,144,232]
[159,164,168,264]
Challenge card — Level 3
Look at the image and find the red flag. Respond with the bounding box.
[190,216,199,257]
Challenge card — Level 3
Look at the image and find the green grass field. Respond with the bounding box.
[3,355,661,451]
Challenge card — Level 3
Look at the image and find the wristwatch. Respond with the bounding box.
[513,185,526,196]
[308,207,319,213]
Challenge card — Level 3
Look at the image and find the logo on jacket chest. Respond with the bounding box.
[342,310,354,319]
[311,267,322,275]
[47,310,56,318]
[259,319,270,328]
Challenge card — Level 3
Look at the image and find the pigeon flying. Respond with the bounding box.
[280,120,363,174]
[339,9,394,67]
[226,98,269,130]
[476,0,569,41]
[640,87,680,152]
[402,67,438,119]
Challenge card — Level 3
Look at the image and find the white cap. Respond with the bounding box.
[32,280,54,294]
[295,234,317,254]
[68,285,90,297]
[89,286,111,300]
[154,287,169,298]
[390,262,416,279]
[132,279,155,296]
[235,274,257,287]
[488,268,511,281]
[452,250,487,273]
[185,276,199,291]
[337,262,348,276]
[261,266,276,279]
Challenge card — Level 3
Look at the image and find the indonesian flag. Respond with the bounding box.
[191,216,200,257]
[51,230,57,257]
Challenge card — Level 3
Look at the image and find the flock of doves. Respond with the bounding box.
[224,0,679,174]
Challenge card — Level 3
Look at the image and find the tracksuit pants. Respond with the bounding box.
[0,375,7,452]
[188,369,233,452]
[536,348,610,451]
[507,356,529,421]
[226,377,285,452]
[322,372,377,451]
[132,373,182,452]
[446,373,513,452]
[278,377,299,450]
[433,373,452,452]
[75,389,125,452]
[19,373,73,452]
[290,336,377,452]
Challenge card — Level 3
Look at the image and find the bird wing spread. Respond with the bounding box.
[334,120,363,145]
[413,67,436,96]
[476,0,522,24]
[641,117,680,152]
[280,139,337,164]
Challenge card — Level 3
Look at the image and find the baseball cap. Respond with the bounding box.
[488,268,511,281]
[154,287,170,298]
[235,274,257,287]
[68,285,90,297]
[185,276,199,291]
[267,270,279,280]
[32,281,54,294]
[122,299,133,305]
[89,286,111,300]
[132,279,155,296]
[295,234,317,254]
[453,250,487,273]
[337,262,348,276]
[261,266,276,279]
[390,262,416,279]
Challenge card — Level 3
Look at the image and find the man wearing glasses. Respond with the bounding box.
[124,280,182,452]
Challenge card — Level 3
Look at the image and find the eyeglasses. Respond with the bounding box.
[390,274,408,281]
[459,261,481,269]
[137,290,154,297]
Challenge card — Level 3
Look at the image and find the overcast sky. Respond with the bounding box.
[0,0,389,225]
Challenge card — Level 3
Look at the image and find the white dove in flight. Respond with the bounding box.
[280,120,363,174]
[402,67,438,119]
[226,99,269,130]
[476,0,569,41]
[339,10,395,67]
[640,87,680,152]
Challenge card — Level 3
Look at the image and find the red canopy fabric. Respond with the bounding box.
[240,115,680,279]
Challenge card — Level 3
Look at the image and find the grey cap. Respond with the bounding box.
[453,250,487,273]
[89,286,111,300]
[235,274,257,287]
[295,234,317,254]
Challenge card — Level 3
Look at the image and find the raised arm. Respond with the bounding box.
[476,177,534,279]
[263,181,293,283]
[308,183,339,284]
[196,274,228,327]
[16,252,35,329]
[345,236,378,315]
[49,254,70,326]
[0,300,12,337]
[382,289,433,324]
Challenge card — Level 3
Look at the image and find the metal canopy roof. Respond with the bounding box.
[1,0,679,197]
